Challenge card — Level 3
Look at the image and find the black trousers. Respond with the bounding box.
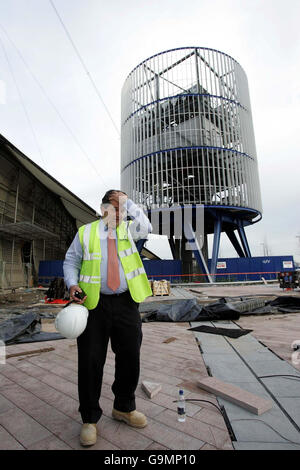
[76,290,142,423]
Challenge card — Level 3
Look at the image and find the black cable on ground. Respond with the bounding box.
[259,374,300,382]
[172,398,223,414]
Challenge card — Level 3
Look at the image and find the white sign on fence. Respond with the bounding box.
[217,262,227,269]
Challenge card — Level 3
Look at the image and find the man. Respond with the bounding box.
[63,190,152,446]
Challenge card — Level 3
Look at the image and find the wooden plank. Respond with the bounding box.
[6,347,55,359]
[197,377,272,415]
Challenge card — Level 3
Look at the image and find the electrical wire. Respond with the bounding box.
[172,398,223,414]
[0,34,46,165]
[0,23,108,190]
[259,374,300,382]
[49,0,120,137]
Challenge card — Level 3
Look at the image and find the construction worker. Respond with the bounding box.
[63,189,152,446]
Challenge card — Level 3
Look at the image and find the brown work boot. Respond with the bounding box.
[112,409,147,428]
[80,423,98,446]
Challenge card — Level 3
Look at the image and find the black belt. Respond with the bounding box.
[100,290,129,297]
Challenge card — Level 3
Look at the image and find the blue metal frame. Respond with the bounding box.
[225,230,245,258]
[122,146,254,172]
[237,220,252,257]
[183,220,212,283]
[126,46,241,80]
[122,93,246,126]
[211,214,222,279]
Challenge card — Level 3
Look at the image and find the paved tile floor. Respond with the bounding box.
[0,322,233,450]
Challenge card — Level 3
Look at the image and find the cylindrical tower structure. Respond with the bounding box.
[121,47,262,280]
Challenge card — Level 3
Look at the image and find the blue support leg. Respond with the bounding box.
[211,215,222,280]
[184,221,212,283]
[237,222,251,257]
[225,230,246,257]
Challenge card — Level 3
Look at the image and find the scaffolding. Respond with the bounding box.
[0,147,77,289]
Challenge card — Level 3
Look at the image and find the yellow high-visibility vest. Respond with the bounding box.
[78,219,152,310]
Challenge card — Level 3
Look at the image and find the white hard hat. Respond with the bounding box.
[55,303,89,339]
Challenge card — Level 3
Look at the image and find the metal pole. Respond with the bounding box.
[10,170,20,286]
[30,202,35,287]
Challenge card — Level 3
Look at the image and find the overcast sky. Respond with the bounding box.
[0,0,299,262]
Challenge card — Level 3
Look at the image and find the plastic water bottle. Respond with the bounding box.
[177,389,186,422]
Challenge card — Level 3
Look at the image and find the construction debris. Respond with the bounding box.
[0,311,64,344]
[45,277,69,303]
[188,325,253,339]
[141,298,241,322]
[140,294,300,323]
[141,380,162,398]
[162,337,177,344]
[197,377,272,415]
[6,347,55,359]
[268,296,300,312]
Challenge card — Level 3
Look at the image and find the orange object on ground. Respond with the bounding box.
[44,296,69,304]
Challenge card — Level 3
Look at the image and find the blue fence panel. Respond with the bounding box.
[38,260,64,286]
[208,255,294,281]
[38,256,294,285]
[143,260,182,281]
[38,259,183,285]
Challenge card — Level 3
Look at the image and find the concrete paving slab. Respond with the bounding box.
[246,359,300,377]
[197,342,235,355]
[202,353,258,383]
[233,351,282,363]
[229,415,300,445]
[226,336,269,354]
[260,376,300,397]
[278,398,300,428]
[233,441,300,450]
[191,334,235,354]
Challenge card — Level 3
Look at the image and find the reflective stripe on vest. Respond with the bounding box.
[79,275,101,284]
[119,246,137,258]
[126,266,146,281]
[83,253,101,261]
